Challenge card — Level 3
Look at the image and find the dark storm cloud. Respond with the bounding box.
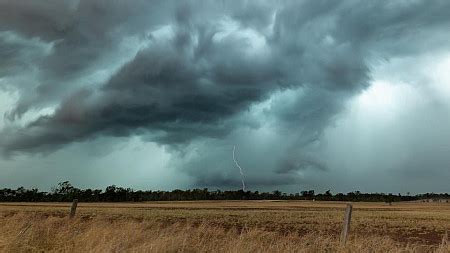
[0,32,44,76]
[1,0,450,188]
[277,158,328,173]
[0,0,175,118]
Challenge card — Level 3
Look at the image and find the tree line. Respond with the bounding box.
[0,181,448,202]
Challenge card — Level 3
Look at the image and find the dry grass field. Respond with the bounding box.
[0,201,449,252]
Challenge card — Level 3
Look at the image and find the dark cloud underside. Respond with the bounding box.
[1,0,450,189]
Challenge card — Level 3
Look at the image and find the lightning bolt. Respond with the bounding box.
[233,145,246,191]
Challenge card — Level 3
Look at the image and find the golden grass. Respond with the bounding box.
[0,201,449,252]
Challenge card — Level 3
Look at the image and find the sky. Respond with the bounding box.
[1,0,450,193]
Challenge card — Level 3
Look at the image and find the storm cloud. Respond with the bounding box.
[1,0,450,191]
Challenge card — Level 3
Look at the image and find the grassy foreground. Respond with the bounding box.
[0,201,449,252]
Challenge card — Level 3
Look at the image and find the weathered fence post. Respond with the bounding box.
[70,199,78,218]
[442,230,448,246]
[340,203,353,245]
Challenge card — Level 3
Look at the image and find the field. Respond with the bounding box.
[0,201,449,252]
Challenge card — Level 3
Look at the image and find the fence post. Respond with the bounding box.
[70,199,78,218]
[340,203,353,245]
[442,230,448,246]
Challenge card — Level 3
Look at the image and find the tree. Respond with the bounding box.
[53,181,74,195]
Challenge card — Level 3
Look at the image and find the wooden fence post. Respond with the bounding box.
[442,230,448,246]
[340,203,353,245]
[70,199,78,218]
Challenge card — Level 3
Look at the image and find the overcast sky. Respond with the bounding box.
[1,0,450,193]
